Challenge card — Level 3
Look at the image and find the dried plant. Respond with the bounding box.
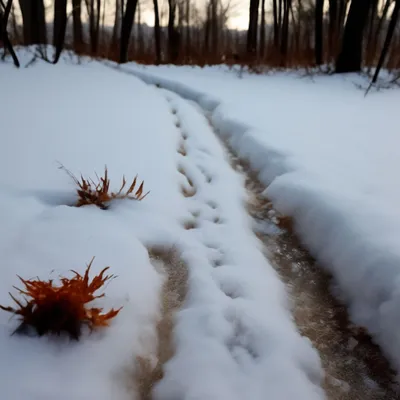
[59,164,149,209]
[0,257,122,339]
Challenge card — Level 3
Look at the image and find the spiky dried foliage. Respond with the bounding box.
[59,164,150,209]
[0,257,122,339]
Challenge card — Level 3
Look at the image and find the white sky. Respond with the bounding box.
[139,0,251,30]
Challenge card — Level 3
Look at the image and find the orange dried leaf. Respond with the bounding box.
[59,164,149,209]
[0,258,122,340]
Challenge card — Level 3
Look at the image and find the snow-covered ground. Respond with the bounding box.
[119,63,400,376]
[0,53,325,399]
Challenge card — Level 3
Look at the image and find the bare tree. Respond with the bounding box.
[18,0,47,45]
[371,0,400,83]
[272,0,279,48]
[168,0,181,62]
[53,0,67,63]
[110,0,121,51]
[0,0,19,66]
[136,0,144,56]
[72,0,84,50]
[85,0,101,53]
[369,0,392,64]
[119,0,138,63]
[259,0,266,57]
[315,0,324,65]
[336,0,372,72]
[280,0,291,64]
[247,0,260,54]
[185,0,191,56]
[153,0,161,63]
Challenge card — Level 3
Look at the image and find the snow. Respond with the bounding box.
[0,56,179,399]
[150,91,324,399]
[0,53,325,399]
[118,63,400,376]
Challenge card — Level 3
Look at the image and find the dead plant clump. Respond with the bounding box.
[59,164,149,209]
[0,257,122,340]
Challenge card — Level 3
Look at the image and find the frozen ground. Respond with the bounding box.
[0,52,325,399]
[119,63,400,377]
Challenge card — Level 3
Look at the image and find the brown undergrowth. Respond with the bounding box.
[0,257,121,339]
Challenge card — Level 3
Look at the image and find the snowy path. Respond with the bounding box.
[144,83,399,399]
[147,88,325,399]
[226,150,400,400]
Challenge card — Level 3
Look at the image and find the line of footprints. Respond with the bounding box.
[165,96,227,269]
[164,93,259,363]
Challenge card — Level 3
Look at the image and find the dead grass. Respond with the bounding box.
[0,257,121,339]
[59,164,149,209]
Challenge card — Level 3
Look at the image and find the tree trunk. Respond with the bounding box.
[168,0,180,62]
[260,0,266,57]
[87,0,95,51]
[337,0,348,39]
[186,0,190,57]
[280,0,290,64]
[210,0,218,57]
[53,0,67,63]
[336,0,371,73]
[72,0,83,50]
[203,3,210,55]
[18,0,47,44]
[0,0,19,67]
[315,0,324,65]
[110,0,120,51]
[153,0,161,64]
[370,0,391,64]
[365,0,379,68]
[137,0,144,56]
[86,0,100,53]
[272,0,279,48]
[247,0,260,54]
[328,0,337,58]
[372,0,400,83]
[95,0,101,52]
[119,0,138,63]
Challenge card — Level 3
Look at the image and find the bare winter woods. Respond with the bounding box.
[1,0,400,76]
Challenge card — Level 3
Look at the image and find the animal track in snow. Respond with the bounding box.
[213,216,223,224]
[181,185,196,198]
[218,280,242,300]
[190,209,201,218]
[183,219,198,230]
[212,258,224,268]
[177,141,187,156]
[206,200,218,210]
[225,312,259,363]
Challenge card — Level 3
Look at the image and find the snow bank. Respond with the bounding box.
[119,63,400,375]
[0,57,185,399]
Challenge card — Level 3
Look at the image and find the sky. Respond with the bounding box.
[140,0,251,30]
[227,0,250,30]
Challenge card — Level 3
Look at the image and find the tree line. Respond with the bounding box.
[0,0,399,80]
